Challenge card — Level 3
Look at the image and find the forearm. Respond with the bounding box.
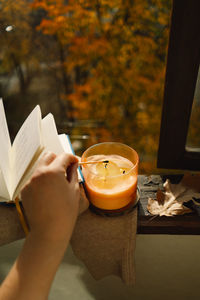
[0,153,84,299]
[0,205,25,246]
[0,233,71,300]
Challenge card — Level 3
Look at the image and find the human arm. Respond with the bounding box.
[0,175,88,246]
[0,152,81,300]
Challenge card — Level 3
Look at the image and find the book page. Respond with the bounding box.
[59,134,84,183]
[0,99,12,196]
[0,168,10,201]
[11,105,43,198]
[41,113,65,155]
[12,147,44,201]
[41,115,83,182]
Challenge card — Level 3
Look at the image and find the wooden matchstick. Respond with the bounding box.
[79,160,109,165]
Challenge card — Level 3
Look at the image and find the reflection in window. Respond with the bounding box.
[186,66,200,150]
[0,0,171,173]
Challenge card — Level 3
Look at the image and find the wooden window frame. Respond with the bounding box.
[157,0,200,170]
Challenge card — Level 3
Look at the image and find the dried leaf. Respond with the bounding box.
[156,189,165,204]
[147,197,192,216]
[147,177,200,217]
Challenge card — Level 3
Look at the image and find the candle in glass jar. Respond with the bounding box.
[82,149,138,210]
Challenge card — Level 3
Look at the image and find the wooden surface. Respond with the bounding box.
[1,174,200,247]
[137,175,200,234]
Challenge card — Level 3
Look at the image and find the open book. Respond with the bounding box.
[0,99,83,202]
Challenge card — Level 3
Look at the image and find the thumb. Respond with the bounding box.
[66,162,78,183]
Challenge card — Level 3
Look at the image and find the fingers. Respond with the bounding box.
[79,184,89,214]
[37,151,57,168]
[50,153,78,172]
[76,155,81,162]
[66,162,78,183]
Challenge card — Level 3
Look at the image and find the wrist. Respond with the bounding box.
[27,209,78,245]
[27,230,70,251]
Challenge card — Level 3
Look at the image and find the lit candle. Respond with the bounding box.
[81,143,139,211]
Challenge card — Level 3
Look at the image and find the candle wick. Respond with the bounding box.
[104,160,109,169]
[123,170,125,174]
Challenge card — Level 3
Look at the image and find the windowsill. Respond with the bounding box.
[137,175,200,234]
[0,174,200,248]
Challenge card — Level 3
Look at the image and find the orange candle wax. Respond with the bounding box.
[81,143,139,211]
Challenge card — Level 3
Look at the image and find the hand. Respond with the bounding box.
[79,184,89,214]
[0,152,83,300]
[21,151,80,244]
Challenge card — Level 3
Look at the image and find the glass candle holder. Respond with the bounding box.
[81,142,139,211]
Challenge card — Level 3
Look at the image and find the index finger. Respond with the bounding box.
[50,153,78,172]
[37,151,57,168]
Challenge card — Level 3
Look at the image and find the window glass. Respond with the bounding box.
[186,66,200,151]
[0,0,171,173]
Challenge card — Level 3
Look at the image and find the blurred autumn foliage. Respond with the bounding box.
[0,0,172,173]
